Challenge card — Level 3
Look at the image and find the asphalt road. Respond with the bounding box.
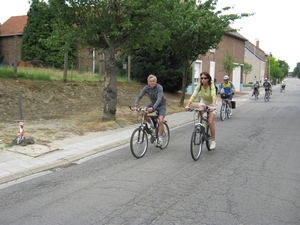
[0,78,299,225]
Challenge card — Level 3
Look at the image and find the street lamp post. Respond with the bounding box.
[268,52,272,80]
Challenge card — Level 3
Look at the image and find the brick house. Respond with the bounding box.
[0,16,28,66]
[0,16,101,72]
[188,31,248,92]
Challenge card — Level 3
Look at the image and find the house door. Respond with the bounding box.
[232,66,242,91]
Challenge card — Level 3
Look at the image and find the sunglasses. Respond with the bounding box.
[201,77,208,80]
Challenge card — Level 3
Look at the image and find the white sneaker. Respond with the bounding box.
[156,140,162,148]
[210,141,216,150]
[156,138,163,148]
[229,109,233,116]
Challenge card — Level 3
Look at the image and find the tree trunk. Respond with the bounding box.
[63,42,68,83]
[102,46,117,121]
[13,36,18,80]
[179,65,188,107]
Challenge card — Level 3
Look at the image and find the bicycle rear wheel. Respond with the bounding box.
[190,127,203,161]
[159,122,170,149]
[130,127,148,158]
[220,103,226,121]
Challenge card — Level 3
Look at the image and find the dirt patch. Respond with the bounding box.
[0,78,247,149]
[0,78,187,149]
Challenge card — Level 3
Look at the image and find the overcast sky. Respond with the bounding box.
[1,0,299,71]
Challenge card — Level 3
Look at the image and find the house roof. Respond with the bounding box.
[0,15,28,37]
[226,30,248,42]
[245,41,266,61]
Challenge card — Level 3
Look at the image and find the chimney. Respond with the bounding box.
[256,39,259,48]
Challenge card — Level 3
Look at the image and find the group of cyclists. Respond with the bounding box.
[133,73,235,151]
[252,78,273,98]
[252,78,286,97]
[133,73,286,152]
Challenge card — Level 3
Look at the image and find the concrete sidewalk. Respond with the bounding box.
[0,88,252,185]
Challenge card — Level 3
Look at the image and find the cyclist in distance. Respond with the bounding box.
[281,79,286,91]
[185,72,217,150]
[252,80,260,97]
[263,78,272,95]
[133,74,167,147]
[218,75,235,115]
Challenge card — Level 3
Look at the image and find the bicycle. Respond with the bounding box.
[264,88,270,102]
[188,107,212,161]
[129,107,170,159]
[220,92,233,121]
[280,84,286,93]
[253,87,259,100]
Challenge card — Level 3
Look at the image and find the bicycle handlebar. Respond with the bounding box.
[188,107,211,113]
[217,92,234,95]
[129,106,158,114]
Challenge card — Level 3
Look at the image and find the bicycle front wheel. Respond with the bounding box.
[264,93,267,102]
[159,122,170,149]
[190,127,203,161]
[205,121,212,151]
[226,104,231,119]
[220,103,226,121]
[130,127,148,159]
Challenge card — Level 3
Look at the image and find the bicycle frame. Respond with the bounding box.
[189,107,212,161]
[129,107,170,158]
[220,94,232,121]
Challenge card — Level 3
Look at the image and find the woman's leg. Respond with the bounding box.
[208,113,215,141]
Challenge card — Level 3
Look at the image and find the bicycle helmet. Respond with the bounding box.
[264,78,268,81]
[223,75,229,80]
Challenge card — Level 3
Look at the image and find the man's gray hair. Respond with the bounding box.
[147,74,157,82]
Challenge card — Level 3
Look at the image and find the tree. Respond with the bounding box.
[128,45,183,93]
[221,50,240,79]
[46,0,78,81]
[292,62,300,78]
[243,62,252,82]
[62,0,171,121]
[278,59,289,77]
[21,0,76,70]
[164,0,251,106]
[269,55,283,83]
[21,0,54,62]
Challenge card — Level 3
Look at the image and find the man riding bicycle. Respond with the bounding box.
[252,80,260,97]
[133,74,166,147]
[263,78,272,94]
[218,75,235,116]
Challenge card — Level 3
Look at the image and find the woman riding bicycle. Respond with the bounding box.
[185,72,217,150]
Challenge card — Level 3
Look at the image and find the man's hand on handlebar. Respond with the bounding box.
[147,107,154,113]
